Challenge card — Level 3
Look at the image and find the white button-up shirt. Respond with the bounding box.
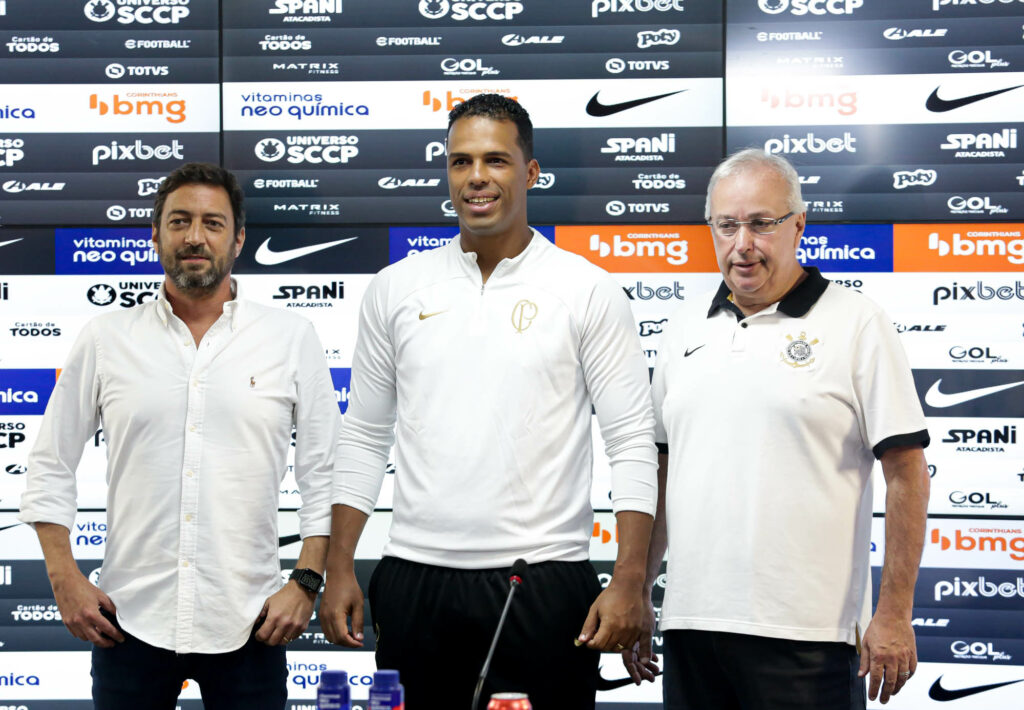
[19,282,339,653]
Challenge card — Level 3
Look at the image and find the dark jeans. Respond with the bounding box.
[369,556,603,710]
[663,629,866,710]
[91,611,287,710]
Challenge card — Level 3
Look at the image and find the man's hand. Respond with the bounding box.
[51,570,124,648]
[320,569,365,647]
[620,594,659,684]
[254,581,316,646]
[859,611,917,704]
[577,578,646,653]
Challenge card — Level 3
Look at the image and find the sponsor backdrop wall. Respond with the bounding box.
[1,0,1023,707]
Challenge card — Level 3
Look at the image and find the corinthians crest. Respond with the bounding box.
[780,331,819,368]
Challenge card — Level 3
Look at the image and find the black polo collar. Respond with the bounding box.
[707,267,830,319]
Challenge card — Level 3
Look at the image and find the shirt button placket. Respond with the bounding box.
[176,334,206,652]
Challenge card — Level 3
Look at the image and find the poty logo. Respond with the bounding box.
[255,136,359,164]
[590,232,687,265]
[928,230,1024,264]
[84,0,190,25]
[950,640,1012,662]
[532,172,555,189]
[2,181,64,193]
[639,319,666,335]
[947,196,1008,216]
[89,93,185,124]
[934,575,1024,601]
[883,27,948,39]
[138,178,164,196]
[592,0,686,18]
[92,139,184,166]
[378,176,440,189]
[930,527,1024,561]
[893,169,937,189]
[765,131,856,154]
[502,33,563,46]
[420,0,524,21]
[758,0,863,14]
[761,88,857,116]
[638,28,680,48]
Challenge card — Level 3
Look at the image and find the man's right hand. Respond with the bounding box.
[319,568,365,647]
[621,594,659,684]
[51,570,124,648]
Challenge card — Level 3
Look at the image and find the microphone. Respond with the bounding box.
[471,559,527,710]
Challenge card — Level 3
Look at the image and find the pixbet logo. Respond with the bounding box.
[624,281,684,300]
[765,133,851,155]
[590,233,687,265]
[932,280,1024,305]
[930,527,1024,561]
[893,169,937,189]
[83,0,190,25]
[761,88,857,116]
[934,575,1024,601]
[928,231,1024,265]
[758,0,862,14]
[592,0,686,18]
[92,139,183,166]
[419,0,524,21]
[89,93,186,124]
[638,29,679,48]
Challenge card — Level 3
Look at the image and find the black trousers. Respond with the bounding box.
[91,611,287,710]
[369,556,603,710]
[662,629,866,710]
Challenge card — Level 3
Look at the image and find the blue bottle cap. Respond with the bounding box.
[320,670,348,690]
[372,669,401,688]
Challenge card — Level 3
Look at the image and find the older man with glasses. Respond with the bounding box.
[623,148,931,709]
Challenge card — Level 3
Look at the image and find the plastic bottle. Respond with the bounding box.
[368,669,404,710]
[317,670,351,710]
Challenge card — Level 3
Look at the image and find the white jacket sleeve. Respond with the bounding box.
[580,274,658,516]
[332,271,397,514]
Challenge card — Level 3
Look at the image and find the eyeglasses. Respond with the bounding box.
[708,212,794,237]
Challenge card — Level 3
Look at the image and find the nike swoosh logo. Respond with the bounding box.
[929,675,1024,701]
[924,378,1024,408]
[418,310,446,320]
[0,238,24,248]
[684,345,705,357]
[926,85,1024,112]
[0,523,23,533]
[586,89,686,117]
[278,533,301,547]
[254,237,357,266]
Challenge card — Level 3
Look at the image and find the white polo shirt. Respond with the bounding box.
[334,230,657,569]
[653,268,928,645]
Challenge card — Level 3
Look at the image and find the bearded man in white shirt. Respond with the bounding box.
[19,163,339,710]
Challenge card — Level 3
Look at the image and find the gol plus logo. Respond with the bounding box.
[761,87,857,116]
[947,196,1008,216]
[758,0,863,14]
[84,0,190,24]
[930,527,1024,561]
[929,230,1024,264]
[948,49,1008,69]
[590,232,687,265]
[950,640,1012,662]
[419,0,524,21]
[89,93,185,124]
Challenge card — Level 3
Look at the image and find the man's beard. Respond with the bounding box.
[159,241,235,295]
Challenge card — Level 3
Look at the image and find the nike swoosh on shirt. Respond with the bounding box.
[586,90,686,117]
[0,238,24,249]
[925,85,1024,112]
[254,237,358,266]
[418,310,446,320]
[684,345,705,357]
[924,378,1024,408]
[929,675,1024,701]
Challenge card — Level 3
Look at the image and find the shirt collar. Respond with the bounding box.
[707,267,829,319]
[452,227,545,273]
[157,277,244,331]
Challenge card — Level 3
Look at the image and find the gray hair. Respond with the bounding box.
[704,148,806,221]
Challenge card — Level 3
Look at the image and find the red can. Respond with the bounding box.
[487,692,532,710]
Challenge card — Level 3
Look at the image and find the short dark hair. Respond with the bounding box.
[447,93,533,161]
[153,162,245,236]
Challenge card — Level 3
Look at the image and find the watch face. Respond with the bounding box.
[292,568,322,592]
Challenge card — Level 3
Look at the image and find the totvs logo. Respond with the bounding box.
[89,93,186,123]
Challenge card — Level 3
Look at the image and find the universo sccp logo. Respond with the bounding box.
[419,0,524,21]
[84,0,191,24]
[758,0,862,14]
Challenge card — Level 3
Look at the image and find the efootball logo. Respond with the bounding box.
[84,0,115,22]
[256,138,285,162]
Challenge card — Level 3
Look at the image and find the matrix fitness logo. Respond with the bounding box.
[419,0,524,21]
[84,0,191,24]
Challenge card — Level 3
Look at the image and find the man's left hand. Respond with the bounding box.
[859,611,917,704]
[254,581,316,646]
[577,579,645,652]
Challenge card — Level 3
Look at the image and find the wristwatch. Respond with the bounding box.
[289,568,324,595]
